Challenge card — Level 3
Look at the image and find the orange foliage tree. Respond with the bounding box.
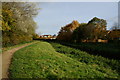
[57,20,80,41]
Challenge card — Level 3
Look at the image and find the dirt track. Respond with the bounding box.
[0,42,37,79]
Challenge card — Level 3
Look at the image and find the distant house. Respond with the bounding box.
[81,39,108,43]
[81,29,120,43]
[107,29,120,40]
[97,39,108,43]
[39,35,57,39]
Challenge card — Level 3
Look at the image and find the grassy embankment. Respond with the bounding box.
[9,41,120,78]
[50,42,120,75]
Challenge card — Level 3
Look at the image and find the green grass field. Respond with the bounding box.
[9,41,120,78]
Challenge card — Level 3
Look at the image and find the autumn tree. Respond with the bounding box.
[87,17,107,40]
[72,17,107,42]
[72,23,88,42]
[57,20,80,41]
[1,2,39,46]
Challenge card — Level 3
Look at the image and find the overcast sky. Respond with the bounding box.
[34,2,118,35]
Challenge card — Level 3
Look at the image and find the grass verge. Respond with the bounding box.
[0,41,35,54]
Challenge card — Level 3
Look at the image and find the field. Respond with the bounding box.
[9,41,120,79]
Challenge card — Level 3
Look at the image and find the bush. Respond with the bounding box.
[2,31,33,47]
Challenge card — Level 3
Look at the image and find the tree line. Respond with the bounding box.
[57,17,120,42]
[0,2,39,47]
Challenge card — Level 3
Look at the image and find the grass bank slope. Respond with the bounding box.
[9,41,119,78]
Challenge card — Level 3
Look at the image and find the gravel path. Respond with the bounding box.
[0,42,37,79]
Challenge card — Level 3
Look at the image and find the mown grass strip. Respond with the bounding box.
[9,41,119,78]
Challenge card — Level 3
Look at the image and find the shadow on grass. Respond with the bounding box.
[46,74,58,80]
